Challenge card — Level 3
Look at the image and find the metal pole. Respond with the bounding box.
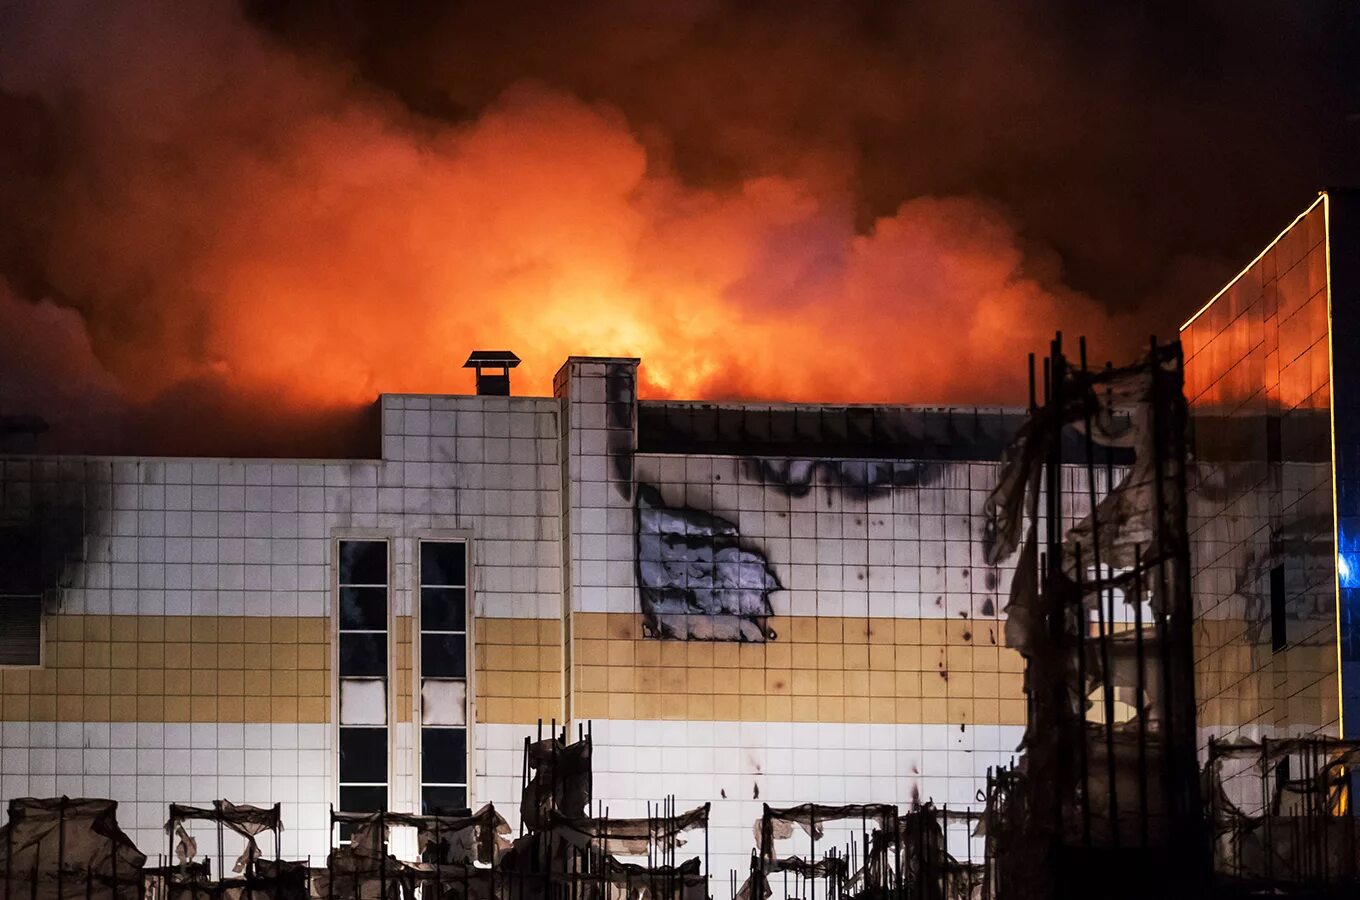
[1079,339,1119,847]
[1131,545,1150,849]
[1263,739,1274,883]
[5,800,12,900]
[327,805,335,900]
[1072,539,1092,848]
[435,815,443,900]
[217,814,224,891]
[109,825,118,900]
[1145,340,1180,843]
[809,808,816,900]
[704,803,710,900]
[57,797,66,900]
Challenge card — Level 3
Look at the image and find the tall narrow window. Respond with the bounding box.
[418,540,469,814]
[337,539,389,818]
[1270,563,1287,652]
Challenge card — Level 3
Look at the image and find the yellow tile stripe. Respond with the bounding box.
[1194,617,1339,730]
[0,614,563,725]
[0,616,330,723]
[570,614,1026,725]
[474,618,562,724]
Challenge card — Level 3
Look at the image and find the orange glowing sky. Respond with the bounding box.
[13,0,1348,454]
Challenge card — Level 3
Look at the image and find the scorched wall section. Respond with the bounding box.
[0,393,563,857]
[553,360,1083,879]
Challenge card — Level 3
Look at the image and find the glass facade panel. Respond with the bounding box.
[1326,191,1360,731]
[1183,197,1338,756]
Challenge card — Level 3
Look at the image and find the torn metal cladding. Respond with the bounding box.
[1205,735,1360,887]
[976,337,1209,895]
[635,484,780,642]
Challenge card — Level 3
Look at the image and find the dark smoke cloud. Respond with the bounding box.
[251,0,1359,306]
[0,0,1356,456]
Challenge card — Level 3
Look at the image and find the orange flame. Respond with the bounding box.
[0,1,1125,454]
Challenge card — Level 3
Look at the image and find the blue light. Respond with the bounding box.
[1341,551,1360,589]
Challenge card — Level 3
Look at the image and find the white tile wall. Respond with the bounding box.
[0,721,331,860]
[0,393,564,861]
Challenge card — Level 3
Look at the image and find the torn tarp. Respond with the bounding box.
[1205,737,1360,885]
[600,856,707,900]
[330,805,510,866]
[549,803,709,855]
[984,348,1187,626]
[981,344,1188,710]
[755,803,898,854]
[166,800,281,875]
[312,845,415,900]
[0,797,145,900]
[521,735,592,831]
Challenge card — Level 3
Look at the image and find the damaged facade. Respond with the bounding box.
[1182,189,1360,748]
[0,191,1348,898]
[1181,189,1360,889]
[0,355,1098,893]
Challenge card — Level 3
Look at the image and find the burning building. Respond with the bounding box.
[0,351,1106,891]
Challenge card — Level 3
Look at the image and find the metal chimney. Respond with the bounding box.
[463,350,521,396]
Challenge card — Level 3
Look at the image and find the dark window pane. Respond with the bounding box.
[422,785,469,816]
[421,542,466,587]
[340,633,387,677]
[421,633,466,678]
[0,528,41,594]
[339,587,387,631]
[1271,564,1287,652]
[340,540,387,586]
[0,597,42,666]
[422,727,467,783]
[339,785,387,816]
[339,727,387,783]
[420,588,465,632]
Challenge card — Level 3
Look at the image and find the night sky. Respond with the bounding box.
[1,1,1357,456]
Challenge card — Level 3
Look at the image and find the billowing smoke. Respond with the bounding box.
[0,1,1353,455]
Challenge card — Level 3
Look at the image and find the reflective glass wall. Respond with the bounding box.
[1182,196,1337,747]
[1327,190,1360,733]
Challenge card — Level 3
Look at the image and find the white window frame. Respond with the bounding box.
[412,530,475,811]
[331,529,396,819]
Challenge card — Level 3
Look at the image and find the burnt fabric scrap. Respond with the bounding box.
[549,803,709,855]
[0,797,145,900]
[981,347,1186,720]
[312,845,415,900]
[166,800,281,874]
[330,805,510,867]
[521,735,592,831]
[754,803,899,851]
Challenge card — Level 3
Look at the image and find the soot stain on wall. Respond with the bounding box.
[744,458,934,500]
[605,363,635,502]
[0,460,108,612]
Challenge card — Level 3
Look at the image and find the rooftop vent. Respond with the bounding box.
[463,350,521,396]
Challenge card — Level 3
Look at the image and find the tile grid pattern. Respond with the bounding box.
[1182,199,1338,751]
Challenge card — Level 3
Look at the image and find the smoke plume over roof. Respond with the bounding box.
[1,1,1355,455]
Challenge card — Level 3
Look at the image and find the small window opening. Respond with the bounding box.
[1270,563,1287,652]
